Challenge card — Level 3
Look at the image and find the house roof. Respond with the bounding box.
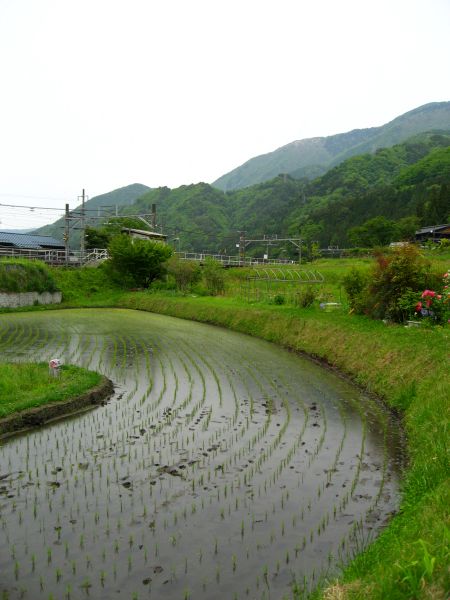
[0,231,65,249]
[121,227,167,239]
[415,224,450,235]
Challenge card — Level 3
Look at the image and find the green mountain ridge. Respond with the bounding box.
[127,131,450,254]
[212,101,450,191]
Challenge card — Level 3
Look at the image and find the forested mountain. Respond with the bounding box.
[212,102,450,191]
[34,131,450,255]
[34,183,151,248]
[126,132,450,253]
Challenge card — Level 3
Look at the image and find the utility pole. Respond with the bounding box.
[64,203,70,266]
[80,189,86,255]
[238,231,246,266]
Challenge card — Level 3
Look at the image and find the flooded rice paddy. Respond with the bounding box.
[0,309,402,599]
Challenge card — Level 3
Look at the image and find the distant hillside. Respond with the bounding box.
[213,101,450,191]
[33,131,450,256]
[289,134,450,247]
[34,183,150,248]
[126,132,450,253]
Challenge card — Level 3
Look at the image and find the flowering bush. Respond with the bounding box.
[413,271,450,324]
[364,246,440,322]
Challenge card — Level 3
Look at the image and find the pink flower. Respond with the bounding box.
[415,301,422,312]
[421,290,436,298]
[443,273,449,278]
[437,294,442,300]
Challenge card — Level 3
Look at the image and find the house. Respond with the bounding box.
[415,224,450,243]
[121,228,167,243]
[0,231,65,251]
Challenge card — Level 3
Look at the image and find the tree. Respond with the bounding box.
[396,216,421,241]
[106,235,172,288]
[348,216,398,247]
[85,226,111,250]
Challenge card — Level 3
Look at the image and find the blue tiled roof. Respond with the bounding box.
[0,231,64,249]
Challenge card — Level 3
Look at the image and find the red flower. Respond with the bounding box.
[421,290,436,298]
[415,301,422,312]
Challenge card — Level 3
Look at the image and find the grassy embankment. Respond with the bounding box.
[2,254,449,598]
[0,363,102,418]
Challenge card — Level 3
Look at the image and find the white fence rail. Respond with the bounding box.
[174,252,299,266]
[0,247,108,265]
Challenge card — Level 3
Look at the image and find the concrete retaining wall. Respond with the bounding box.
[0,291,62,308]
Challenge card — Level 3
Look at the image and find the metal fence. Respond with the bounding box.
[174,252,299,266]
[0,247,108,266]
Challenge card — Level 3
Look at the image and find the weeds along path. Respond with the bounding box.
[0,309,402,600]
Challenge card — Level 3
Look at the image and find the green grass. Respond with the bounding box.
[0,259,59,293]
[0,362,102,418]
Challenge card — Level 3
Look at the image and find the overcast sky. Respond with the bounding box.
[0,0,449,229]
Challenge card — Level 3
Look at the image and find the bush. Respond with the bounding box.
[202,258,225,296]
[166,257,201,293]
[105,235,172,288]
[273,294,285,305]
[350,245,442,322]
[342,267,369,310]
[295,286,317,308]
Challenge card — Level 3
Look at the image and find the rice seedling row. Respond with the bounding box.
[0,309,402,599]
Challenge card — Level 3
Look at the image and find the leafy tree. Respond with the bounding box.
[85,226,111,249]
[396,216,421,241]
[106,235,172,288]
[348,216,398,247]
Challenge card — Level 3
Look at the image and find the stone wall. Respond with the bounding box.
[0,291,62,308]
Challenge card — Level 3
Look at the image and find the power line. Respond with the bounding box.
[0,202,65,211]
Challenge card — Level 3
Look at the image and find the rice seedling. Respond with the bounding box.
[0,309,401,600]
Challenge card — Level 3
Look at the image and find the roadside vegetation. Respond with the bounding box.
[0,244,448,599]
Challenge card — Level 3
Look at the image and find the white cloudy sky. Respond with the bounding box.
[0,0,449,229]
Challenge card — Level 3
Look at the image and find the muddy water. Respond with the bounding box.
[0,309,402,599]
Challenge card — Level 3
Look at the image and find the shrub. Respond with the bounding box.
[295,286,317,308]
[105,235,172,288]
[273,294,285,305]
[360,246,440,322]
[166,257,201,293]
[342,267,369,310]
[202,258,225,296]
